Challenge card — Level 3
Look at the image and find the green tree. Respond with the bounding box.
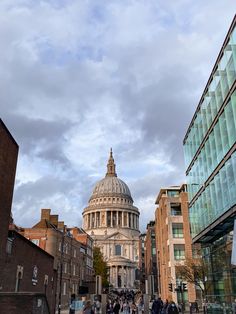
[93,246,109,287]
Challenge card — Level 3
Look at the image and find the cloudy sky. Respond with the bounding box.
[1,0,235,231]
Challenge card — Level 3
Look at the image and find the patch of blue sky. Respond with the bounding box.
[39,0,72,9]
[36,40,74,66]
[5,0,69,11]
[89,4,106,24]
[76,46,104,62]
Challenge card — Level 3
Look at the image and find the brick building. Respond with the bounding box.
[144,221,158,295]
[138,233,146,293]
[22,209,91,310]
[67,227,94,284]
[155,185,196,304]
[0,119,18,272]
[0,120,56,313]
[1,229,55,313]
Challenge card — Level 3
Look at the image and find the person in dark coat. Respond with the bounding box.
[167,302,179,314]
[106,301,113,314]
[162,299,169,314]
[113,300,121,314]
[152,297,163,314]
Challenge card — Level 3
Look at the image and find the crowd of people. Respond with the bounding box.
[105,290,144,314]
[81,291,200,314]
[150,297,179,314]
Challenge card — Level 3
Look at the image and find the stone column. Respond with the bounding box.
[94,212,97,228]
[105,211,107,227]
[109,266,112,284]
[88,214,91,229]
[115,266,118,288]
[127,268,131,288]
[121,266,124,288]
[117,211,119,226]
[130,213,133,229]
[111,211,113,227]
[131,268,134,288]
[122,211,124,227]
[112,267,115,287]
[124,267,127,287]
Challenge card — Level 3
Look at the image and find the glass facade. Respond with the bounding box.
[190,150,236,237]
[187,92,236,204]
[183,20,236,235]
[183,17,236,307]
[184,25,236,168]
[203,233,236,312]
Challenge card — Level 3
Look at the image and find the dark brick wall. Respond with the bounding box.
[0,292,50,314]
[1,231,56,313]
[0,120,18,265]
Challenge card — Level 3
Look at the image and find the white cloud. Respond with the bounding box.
[1,0,235,231]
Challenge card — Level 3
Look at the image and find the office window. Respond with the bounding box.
[172,223,184,238]
[63,282,66,295]
[174,244,185,260]
[171,204,182,216]
[168,190,179,197]
[64,262,67,274]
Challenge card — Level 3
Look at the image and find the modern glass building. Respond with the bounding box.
[183,15,236,309]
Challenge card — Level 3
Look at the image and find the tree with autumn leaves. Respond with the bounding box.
[93,246,109,287]
[176,256,210,299]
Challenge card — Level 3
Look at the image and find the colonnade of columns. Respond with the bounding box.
[109,265,135,288]
[85,210,139,230]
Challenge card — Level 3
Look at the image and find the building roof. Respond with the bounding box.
[0,119,19,148]
[155,184,186,204]
[9,230,54,259]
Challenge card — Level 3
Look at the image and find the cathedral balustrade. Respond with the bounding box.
[83,210,139,230]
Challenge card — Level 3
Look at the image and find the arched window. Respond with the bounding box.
[115,245,122,256]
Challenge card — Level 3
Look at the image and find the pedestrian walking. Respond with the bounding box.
[131,301,137,314]
[83,301,95,314]
[167,301,179,314]
[152,297,163,314]
[162,299,169,314]
[113,300,121,314]
[122,300,130,314]
[137,298,144,314]
[194,301,199,313]
[106,300,113,314]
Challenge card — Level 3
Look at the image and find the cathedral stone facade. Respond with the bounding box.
[83,150,140,289]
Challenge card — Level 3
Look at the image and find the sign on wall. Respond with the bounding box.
[32,265,38,285]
